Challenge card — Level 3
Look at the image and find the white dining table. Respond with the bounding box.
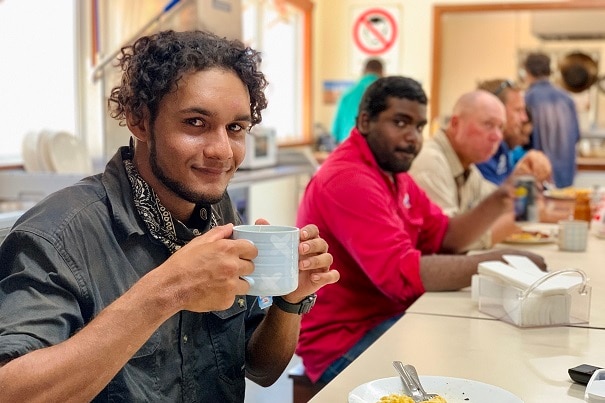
[309,314,604,402]
[309,227,605,403]
[409,229,605,329]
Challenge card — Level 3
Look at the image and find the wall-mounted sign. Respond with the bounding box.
[353,8,397,55]
[350,6,401,76]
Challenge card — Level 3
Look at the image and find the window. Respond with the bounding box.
[243,0,312,145]
[0,0,76,165]
[0,0,313,167]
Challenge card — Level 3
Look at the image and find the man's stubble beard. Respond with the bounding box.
[149,128,226,205]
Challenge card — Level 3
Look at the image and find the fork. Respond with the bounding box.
[403,364,439,401]
[392,361,426,403]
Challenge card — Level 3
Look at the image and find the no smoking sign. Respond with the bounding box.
[350,6,400,75]
[353,8,397,55]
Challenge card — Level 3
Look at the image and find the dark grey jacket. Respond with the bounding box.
[0,146,265,402]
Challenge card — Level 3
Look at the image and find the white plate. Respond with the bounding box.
[21,130,43,172]
[46,131,92,175]
[348,376,523,403]
[36,129,56,172]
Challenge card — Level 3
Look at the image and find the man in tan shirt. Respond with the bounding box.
[410,90,519,249]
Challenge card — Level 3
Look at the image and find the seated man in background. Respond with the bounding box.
[510,106,534,165]
[475,79,552,185]
[410,90,520,249]
[295,76,546,385]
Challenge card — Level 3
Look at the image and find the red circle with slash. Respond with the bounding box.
[353,8,398,55]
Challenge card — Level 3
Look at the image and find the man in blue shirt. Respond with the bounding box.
[524,52,581,188]
[476,79,552,186]
[331,58,384,144]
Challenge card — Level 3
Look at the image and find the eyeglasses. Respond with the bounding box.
[494,80,514,96]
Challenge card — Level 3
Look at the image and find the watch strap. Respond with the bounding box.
[272,294,317,315]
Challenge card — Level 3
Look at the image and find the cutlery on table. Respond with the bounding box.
[392,361,438,402]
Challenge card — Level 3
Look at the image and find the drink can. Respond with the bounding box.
[514,175,537,222]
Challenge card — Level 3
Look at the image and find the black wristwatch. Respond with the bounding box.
[273,294,317,315]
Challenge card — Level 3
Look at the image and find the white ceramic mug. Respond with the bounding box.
[558,220,589,252]
[232,225,299,296]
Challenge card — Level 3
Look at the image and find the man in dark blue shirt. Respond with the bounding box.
[524,53,581,188]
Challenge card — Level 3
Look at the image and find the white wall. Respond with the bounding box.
[439,9,605,130]
[312,0,554,130]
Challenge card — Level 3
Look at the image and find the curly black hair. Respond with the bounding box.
[108,30,268,128]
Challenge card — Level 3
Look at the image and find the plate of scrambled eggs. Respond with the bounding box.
[348,376,523,403]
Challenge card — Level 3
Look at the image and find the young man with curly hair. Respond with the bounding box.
[0,30,338,402]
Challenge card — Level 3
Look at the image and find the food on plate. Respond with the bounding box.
[545,187,591,200]
[505,230,551,242]
[377,393,447,403]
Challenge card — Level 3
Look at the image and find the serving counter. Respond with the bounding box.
[577,156,605,172]
[0,147,318,232]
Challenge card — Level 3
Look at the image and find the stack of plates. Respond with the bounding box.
[21,131,44,173]
[21,130,92,175]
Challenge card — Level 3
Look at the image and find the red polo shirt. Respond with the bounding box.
[296,129,449,382]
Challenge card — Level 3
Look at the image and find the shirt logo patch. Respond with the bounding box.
[497,154,508,175]
[403,193,411,208]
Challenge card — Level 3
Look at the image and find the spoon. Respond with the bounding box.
[542,180,555,192]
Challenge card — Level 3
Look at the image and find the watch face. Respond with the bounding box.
[301,294,317,314]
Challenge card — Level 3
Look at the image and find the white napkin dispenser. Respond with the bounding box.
[473,261,591,328]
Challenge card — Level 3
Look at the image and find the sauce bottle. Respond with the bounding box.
[574,191,592,222]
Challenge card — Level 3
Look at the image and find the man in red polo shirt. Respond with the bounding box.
[296,76,547,384]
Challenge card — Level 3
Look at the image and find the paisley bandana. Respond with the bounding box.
[123,158,218,254]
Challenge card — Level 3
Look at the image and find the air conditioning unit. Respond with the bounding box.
[532,10,605,40]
